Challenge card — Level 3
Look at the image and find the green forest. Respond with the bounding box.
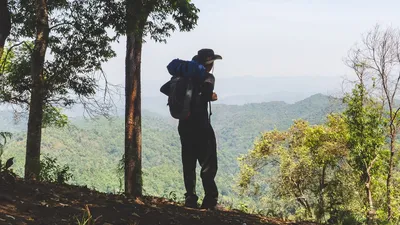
[1,94,341,203]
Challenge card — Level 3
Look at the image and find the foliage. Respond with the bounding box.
[344,84,386,171]
[0,131,12,165]
[106,0,200,42]
[2,0,120,180]
[1,0,118,116]
[39,154,73,184]
[0,131,12,154]
[238,114,356,222]
[0,131,15,185]
[0,131,12,171]
[42,106,69,128]
[237,83,400,223]
[144,0,200,42]
[343,83,387,223]
[347,24,400,221]
[1,46,69,128]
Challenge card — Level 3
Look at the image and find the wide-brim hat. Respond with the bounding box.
[192,49,222,65]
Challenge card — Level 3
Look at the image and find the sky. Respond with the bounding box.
[101,0,400,86]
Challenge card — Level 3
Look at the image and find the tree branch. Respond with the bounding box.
[0,41,26,74]
[49,22,74,30]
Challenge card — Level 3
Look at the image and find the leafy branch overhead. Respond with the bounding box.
[3,0,118,110]
[104,0,199,42]
[1,0,124,181]
[145,0,200,42]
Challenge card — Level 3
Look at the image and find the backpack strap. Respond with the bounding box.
[208,101,212,124]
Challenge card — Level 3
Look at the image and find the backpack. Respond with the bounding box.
[160,59,206,120]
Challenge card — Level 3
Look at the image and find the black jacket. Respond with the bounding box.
[188,73,215,124]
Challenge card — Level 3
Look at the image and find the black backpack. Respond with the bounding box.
[160,59,206,120]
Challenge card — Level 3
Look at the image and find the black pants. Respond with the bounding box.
[178,122,218,206]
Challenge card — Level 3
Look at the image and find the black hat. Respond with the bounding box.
[193,49,222,65]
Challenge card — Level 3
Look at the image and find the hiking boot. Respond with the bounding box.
[200,195,218,209]
[184,195,198,209]
[201,203,225,211]
[200,198,223,210]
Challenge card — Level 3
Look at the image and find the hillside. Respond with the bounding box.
[0,178,318,225]
[1,94,343,209]
[211,94,344,154]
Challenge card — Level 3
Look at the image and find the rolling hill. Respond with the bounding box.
[1,94,343,205]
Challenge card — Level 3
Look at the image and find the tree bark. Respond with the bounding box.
[124,0,148,197]
[0,0,11,59]
[317,165,327,223]
[24,0,49,180]
[366,161,376,225]
[387,130,396,220]
[294,182,312,218]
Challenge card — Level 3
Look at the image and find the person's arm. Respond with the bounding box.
[200,74,215,101]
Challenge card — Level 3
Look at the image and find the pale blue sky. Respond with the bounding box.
[102,0,400,86]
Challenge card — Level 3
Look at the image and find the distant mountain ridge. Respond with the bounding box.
[0,93,343,132]
[142,75,344,98]
[140,75,346,115]
[0,75,345,118]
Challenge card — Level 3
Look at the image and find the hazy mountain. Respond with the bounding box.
[144,75,344,97]
[141,75,345,115]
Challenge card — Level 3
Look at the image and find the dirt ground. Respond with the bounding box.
[0,177,319,225]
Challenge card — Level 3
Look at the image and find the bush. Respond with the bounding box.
[39,154,73,184]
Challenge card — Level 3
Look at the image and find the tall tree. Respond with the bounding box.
[3,0,118,180]
[123,0,199,197]
[348,25,400,220]
[25,0,50,179]
[0,0,11,58]
[344,82,386,225]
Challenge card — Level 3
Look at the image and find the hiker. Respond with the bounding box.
[160,49,222,209]
[179,49,221,210]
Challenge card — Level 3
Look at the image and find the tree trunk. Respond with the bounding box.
[366,169,376,225]
[294,184,312,218]
[386,130,396,220]
[24,0,49,180]
[124,0,148,197]
[0,0,11,59]
[296,197,312,218]
[317,165,327,223]
[124,34,143,197]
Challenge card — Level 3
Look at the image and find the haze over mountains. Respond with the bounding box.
[0,75,347,120]
[143,75,345,98]
[140,75,344,115]
[139,75,347,116]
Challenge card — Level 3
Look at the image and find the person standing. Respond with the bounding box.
[178,49,222,210]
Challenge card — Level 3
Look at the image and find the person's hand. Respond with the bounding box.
[211,92,218,101]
